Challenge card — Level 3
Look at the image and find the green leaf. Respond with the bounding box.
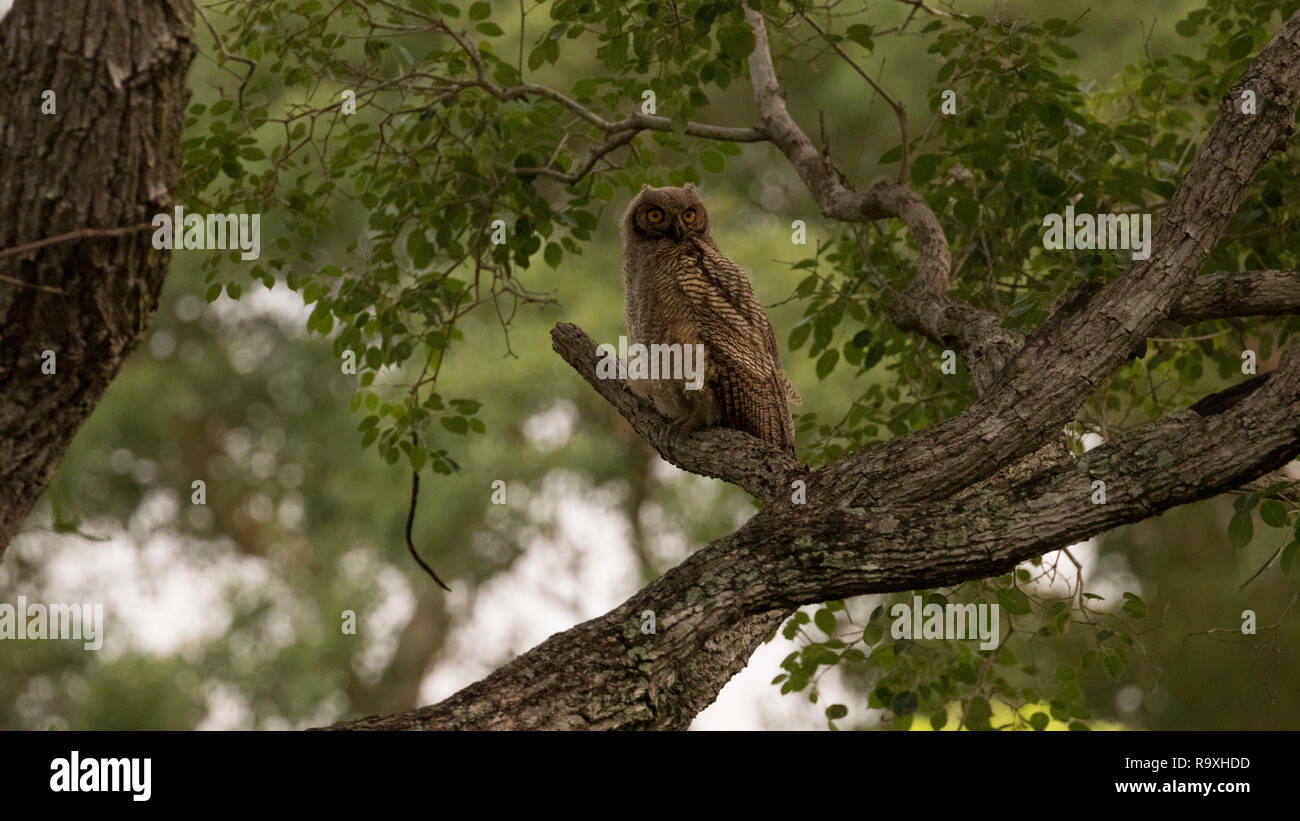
[930,709,948,730]
[891,690,918,716]
[699,150,725,174]
[440,416,469,435]
[1121,592,1147,619]
[544,242,563,268]
[1233,493,1259,513]
[996,587,1032,616]
[468,1,491,20]
[226,282,242,300]
[476,22,504,37]
[911,154,941,185]
[863,621,884,645]
[204,283,222,303]
[825,704,848,720]
[1227,33,1253,61]
[1029,712,1050,731]
[813,608,837,637]
[965,696,993,731]
[1259,499,1288,528]
[845,24,873,50]
[788,320,812,351]
[717,25,756,59]
[815,349,839,380]
[1227,510,1253,549]
[1280,539,1298,574]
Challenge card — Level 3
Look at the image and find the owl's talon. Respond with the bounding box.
[667,409,706,447]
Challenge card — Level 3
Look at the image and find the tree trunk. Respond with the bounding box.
[0,0,194,556]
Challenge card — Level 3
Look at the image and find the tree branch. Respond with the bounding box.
[1169,269,1300,324]
[822,10,1300,506]
[0,222,154,263]
[327,341,1300,731]
[321,8,1300,733]
[744,7,1018,394]
[550,323,806,502]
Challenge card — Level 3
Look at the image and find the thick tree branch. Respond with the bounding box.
[329,341,1300,730]
[550,323,806,502]
[821,10,1300,506]
[325,9,1300,732]
[1169,269,1300,324]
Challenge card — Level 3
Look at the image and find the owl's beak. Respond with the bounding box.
[668,219,685,242]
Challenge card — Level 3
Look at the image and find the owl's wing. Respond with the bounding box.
[676,248,797,453]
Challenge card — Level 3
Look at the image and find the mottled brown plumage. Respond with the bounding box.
[620,183,800,454]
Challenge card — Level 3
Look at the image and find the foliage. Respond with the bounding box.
[9,0,1299,729]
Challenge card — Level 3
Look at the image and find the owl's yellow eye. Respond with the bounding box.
[682,209,697,224]
[646,208,664,224]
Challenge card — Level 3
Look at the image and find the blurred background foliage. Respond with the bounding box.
[2,0,1298,729]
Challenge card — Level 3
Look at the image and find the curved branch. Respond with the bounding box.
[824,10,1300,506]
[500,83,769,143]
[327,340,1300,731]
[325,8,1300,733]
[744,7,1018,393]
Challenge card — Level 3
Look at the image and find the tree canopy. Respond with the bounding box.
[2,0,1299,730]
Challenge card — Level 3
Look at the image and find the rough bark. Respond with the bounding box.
[329,345,1300,731]
[0,0,195,556]
[1170,269,1300,324]
[550,322,807,503]
[325,10,1300,730]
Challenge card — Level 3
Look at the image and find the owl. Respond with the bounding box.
[620,183,801,454]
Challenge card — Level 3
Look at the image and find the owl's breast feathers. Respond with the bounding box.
[655,240,798,454]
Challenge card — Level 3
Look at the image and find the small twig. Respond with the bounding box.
[406,431,452,592]
[0,222,154,263]
[797,12,910,183]
[0,274,64,295]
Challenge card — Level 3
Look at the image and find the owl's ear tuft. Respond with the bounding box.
[639,183,650,192]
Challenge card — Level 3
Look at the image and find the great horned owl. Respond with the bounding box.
[620,183,800,454]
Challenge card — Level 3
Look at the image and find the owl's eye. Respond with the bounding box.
[646,208,664,224]
[682,208,697,224]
